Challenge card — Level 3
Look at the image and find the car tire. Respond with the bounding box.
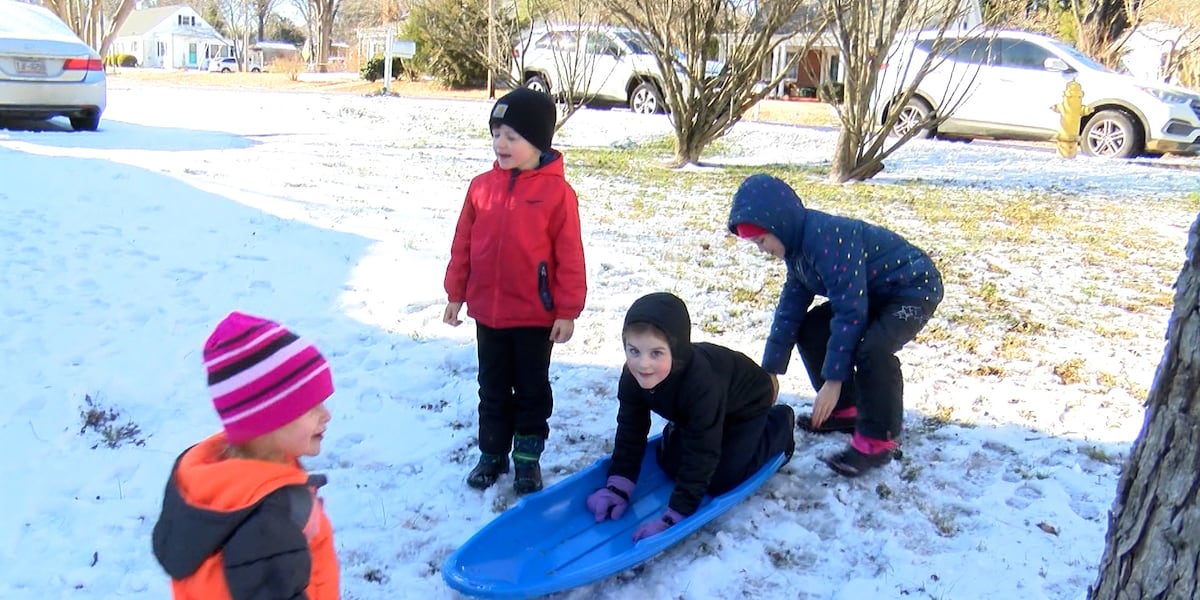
[892,97,934,139]
[629,81,663,114]
[69,112,100,132]
[525,75,550,96]
[221,67,231,73]
[251,67,261,73]
[1082,109,1142,158]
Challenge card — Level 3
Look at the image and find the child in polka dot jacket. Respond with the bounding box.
[727,173,943,477]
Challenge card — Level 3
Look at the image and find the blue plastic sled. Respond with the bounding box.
[441,435,787,598]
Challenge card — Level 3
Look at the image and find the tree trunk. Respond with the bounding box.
[311,0,338,72]
[1089,212,1200,600]
[1072,0,1136,68]
[829,126,882,182]
[100,0,136,56]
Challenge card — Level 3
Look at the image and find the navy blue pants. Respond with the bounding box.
[794,299,937,440]
[656,404,794,496]
[475,323,554,455]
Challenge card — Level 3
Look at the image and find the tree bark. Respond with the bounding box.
[100,0,136,57]
[1071,0,1138,68]
[1090,212,1200,600]
[311,0,339,71]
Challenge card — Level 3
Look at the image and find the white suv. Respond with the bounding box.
[513,24,669,114]
[879,30,1200,157]
[207,57,261,73]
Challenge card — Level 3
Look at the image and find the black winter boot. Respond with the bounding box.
[512,434,545,495]
[821,445,901,477]
[467,453,509,490]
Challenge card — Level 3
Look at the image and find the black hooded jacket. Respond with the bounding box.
[608,292,776,515]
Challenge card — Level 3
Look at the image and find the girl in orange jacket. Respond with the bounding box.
[152,311,339,599]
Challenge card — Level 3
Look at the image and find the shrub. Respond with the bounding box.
[105,53,138,67]
[818,82,845,104]
[402,0,508,87]
[360,56,407,82]
[272,55,305,81]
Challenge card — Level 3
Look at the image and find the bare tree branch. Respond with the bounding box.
[603,0,826,167]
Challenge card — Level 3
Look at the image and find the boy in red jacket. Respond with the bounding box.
[443,87,587,494]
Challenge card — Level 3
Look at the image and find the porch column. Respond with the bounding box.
[772,42,785,97]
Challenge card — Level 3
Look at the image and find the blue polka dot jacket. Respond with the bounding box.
[727,174,943,381]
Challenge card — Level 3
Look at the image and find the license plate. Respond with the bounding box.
[15,58,46,75]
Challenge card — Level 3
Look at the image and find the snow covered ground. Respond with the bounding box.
[1,79,1197,599]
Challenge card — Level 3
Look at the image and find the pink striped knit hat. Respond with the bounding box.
[203,311,334,445]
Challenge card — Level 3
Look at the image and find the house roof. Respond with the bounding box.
[117,6,185,37]
[253,41,298,51]
[116,7,232,44]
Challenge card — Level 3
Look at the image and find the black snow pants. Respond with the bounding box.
[475,323,555,455]
[794,298,937,440]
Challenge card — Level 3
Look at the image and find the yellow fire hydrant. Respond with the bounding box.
[1052,79,1091,158]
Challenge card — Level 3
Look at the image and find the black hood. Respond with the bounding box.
[623,292,693,370]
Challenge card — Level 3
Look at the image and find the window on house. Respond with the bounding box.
[157,42,166,57]
[190,16,195,26]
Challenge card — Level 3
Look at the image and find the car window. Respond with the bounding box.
[612,30,653,55]
[912,37,987,65]
[1045,38,1115,73]
[585,33,618,56]
[535,31,578,52]
[994,39,1055,70]
[951,39,989,65]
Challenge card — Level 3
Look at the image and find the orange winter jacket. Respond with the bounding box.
[444,151,587,329]
[152,432,339,600]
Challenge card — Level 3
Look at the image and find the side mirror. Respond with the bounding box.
[1044,57,1075,73]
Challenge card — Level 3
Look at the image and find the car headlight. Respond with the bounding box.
[1137,85,1193,104]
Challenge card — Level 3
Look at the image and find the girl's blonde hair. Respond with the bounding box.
[222,431,289,464]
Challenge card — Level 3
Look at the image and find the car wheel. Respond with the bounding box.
[1082,109,1142,158]
[221,67,231,73]
[69,112,100,132]
[251,67,261,73]
[525,75,550,96]
[629,82,663,114]
[891,97,933,139]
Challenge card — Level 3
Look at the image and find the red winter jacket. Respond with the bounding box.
[444,152,587,328]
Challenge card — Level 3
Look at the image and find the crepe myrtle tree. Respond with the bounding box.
[604,0,827,167]
[820,0,993,182]
[511,15,617,129]
[1089,213,1200,600]
[439,0,644,130]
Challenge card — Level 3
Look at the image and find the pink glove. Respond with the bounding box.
[632,509,684,542]
[585,476,635,522]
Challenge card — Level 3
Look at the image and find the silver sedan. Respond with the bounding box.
[0,0,106,131]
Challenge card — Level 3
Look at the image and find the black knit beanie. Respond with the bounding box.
[489,87,557,152]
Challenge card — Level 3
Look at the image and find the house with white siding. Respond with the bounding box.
[110,6,232,69]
